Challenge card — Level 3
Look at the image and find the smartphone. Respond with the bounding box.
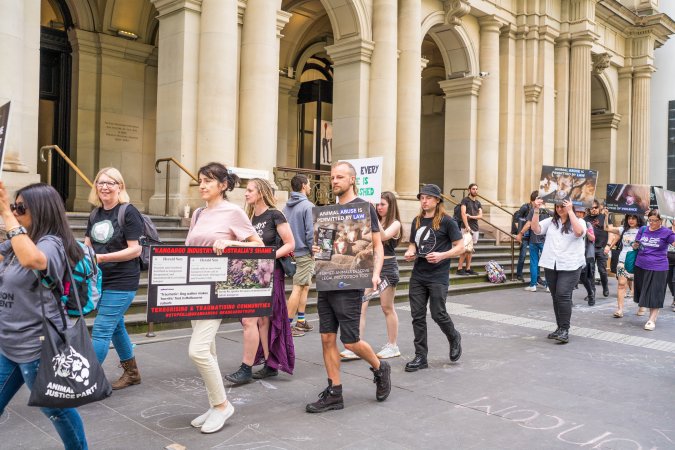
[362,278,390,302]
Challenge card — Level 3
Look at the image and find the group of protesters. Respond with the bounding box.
[1,160,673,449]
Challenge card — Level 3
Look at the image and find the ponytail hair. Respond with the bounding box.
[197,162,239,199]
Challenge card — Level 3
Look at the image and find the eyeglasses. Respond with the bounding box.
[591,206,599,210]
[96,181,118,188]
[648,218,661,223]
[10,202,27,216]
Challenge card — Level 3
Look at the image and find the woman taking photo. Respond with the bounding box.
[85,168,143,390]
[530,199,587,344]
[225,178,295,383]
[632,209,675,330]
[0,182,88,449]
[186,163,262,434]
[340,191,402,360]
[605,213,645,318]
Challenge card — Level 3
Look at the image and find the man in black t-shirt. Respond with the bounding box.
[404,184,465,372]
[306,161,390,413]
[457,183,482,275]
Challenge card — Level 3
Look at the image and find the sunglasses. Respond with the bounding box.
[10,202,27,216]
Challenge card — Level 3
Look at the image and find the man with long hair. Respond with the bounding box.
[404,184,465,372]
[306,161,390,413]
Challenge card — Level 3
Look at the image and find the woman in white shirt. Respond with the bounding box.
[530,199,586,344]
[605,214,645,318]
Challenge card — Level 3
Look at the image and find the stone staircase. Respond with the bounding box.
[67,213,531,334]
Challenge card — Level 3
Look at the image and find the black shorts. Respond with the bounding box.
[381,257,399,287]
[317,289,362,344]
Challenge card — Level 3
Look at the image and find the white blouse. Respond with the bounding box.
[536,217,587,271]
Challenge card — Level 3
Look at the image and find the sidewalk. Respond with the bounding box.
[3,278,674,449]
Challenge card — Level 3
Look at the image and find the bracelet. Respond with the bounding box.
[6,226,27,240]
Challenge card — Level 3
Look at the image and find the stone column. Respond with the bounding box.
[277,76,300,167]
[630,65,654,184]
[440,77,482,192]
[238,0,289,175]
[196,0,238,167]
[567,32,594,168]
[0,0,40,185]
[476,17,501,200]
[554,33,571,166]
[591,112,621,188]
[615,67,633,182]
[499,25,516,205]
[367,0,397,192]
[395,0,421,199]
[326,37,374,160]
[149,0,202,216]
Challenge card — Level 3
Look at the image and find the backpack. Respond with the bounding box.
[511,203,531,235]
[90,203,161,271]
[453,203,462,225]
[485,260,506,283]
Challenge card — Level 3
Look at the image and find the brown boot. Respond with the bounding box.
[112,357,141,390]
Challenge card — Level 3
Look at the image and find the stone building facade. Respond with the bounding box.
[0,0,673,218]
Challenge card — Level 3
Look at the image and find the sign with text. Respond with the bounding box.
[606,184,653,214]
[147,246,274,322]
[538,165,598,208]
[340,157,383,204]
[312,202,374,291]
[0,101,10,176]
[653,187,675,220]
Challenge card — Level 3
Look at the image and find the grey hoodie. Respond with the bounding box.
[283,192,315,257]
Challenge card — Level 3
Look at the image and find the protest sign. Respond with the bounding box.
[340,157,383,204]
[312,201,374,291]
[147,245,274,322]
[0,101,10,176]
[653,187,675,220]
[538,165,598,208]
[605,184,652,214]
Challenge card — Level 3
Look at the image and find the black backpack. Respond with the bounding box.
[453,203,462,225]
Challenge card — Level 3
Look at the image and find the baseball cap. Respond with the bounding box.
[417,184,442,200]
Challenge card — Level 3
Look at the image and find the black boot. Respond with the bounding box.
[449,332,462,362]
[547,328,562,339]
[306,379,344,413]
[252,363,278,379]
[225,363,253,384]
[371,361,391,402]
[585,296,595,306]
[405,355,428,372]
[554,328,569,343]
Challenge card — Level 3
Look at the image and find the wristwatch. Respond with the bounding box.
[6,226,27,240]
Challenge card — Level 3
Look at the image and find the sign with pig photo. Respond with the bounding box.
[312,202,374,291]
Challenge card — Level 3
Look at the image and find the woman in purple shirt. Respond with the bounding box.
[632,209,675,330]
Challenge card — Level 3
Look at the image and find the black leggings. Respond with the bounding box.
[545,267,583,330]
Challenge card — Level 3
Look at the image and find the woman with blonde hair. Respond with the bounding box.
[85,167,144,389]
[225,178,296,383]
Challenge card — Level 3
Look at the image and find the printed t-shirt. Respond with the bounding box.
[0,236,69,363]
[186,201,257,246]
[585,213,608,248]
[410,215,463,284]
[252,209,287,248]
[616,226,639,263]
[635,226,675,271]
[461,197,482,232]
[86,203,144,291]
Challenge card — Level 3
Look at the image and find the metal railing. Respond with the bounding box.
[154,157,199,216]
[444,188,518,281]
[39,145,93,188]
[273,166,333,205]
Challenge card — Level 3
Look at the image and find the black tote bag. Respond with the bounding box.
[28,262,112,408]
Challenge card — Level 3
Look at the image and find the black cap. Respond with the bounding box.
[417,184,442,200]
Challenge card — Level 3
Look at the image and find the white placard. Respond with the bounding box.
[151,256,188,285]
[189,257,228,282]
[339,157,383,204]
[157,285,211,306]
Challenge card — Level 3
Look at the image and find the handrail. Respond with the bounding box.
[448,188,517,217]
[39,145,93,188]
[425,184,518,281]
[154,157,199,216]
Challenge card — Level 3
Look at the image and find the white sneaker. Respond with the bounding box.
[201,402,234,434]
[546,287,550,293]
[191,408,214,428]
[376,344,401,359]
[524,286,537,292]
[644,321,655,331]
[340,349,361,361]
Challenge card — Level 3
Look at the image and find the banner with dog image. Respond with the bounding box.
[606,184,654,214]
[147,245,275,322]
[653,187,675,220]
[313,202,374,291]
[538,165,598,208]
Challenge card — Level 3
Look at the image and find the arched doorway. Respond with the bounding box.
[590,73,619,192]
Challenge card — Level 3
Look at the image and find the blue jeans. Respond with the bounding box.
[529,242,545,287]
[0,353,88,449]
[516,240,529,278]
[92,290,136,363]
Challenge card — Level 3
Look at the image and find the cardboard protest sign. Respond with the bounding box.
[605,184,652,214]
[0,101,10,176]
[340,157,383,204]
[538,165,598,208]
[312,202,374,291]
[653,187,675,220]
[147,246,275,322]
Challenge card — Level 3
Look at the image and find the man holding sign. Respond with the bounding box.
[306,161,390,413]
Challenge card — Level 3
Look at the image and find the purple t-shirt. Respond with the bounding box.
[635,226,675,271]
